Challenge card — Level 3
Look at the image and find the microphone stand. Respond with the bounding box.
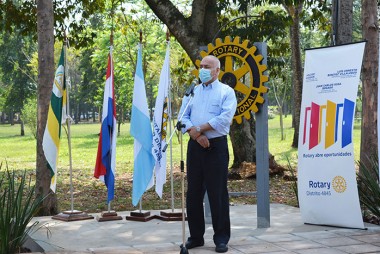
[162,89,194,153]
[163,89,194,254]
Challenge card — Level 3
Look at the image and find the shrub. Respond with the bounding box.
[357,154,380,219]
[286,157,299,207]
[0,163,44,254]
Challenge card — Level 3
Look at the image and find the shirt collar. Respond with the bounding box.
[202,79,218,88]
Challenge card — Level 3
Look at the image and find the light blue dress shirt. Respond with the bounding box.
[178,79,237,139]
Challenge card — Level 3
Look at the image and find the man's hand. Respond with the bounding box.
[188,126,201,140]
[196,135,210,148]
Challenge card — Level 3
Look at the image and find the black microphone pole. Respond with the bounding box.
[178,117,188,254]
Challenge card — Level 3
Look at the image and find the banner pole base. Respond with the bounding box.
[125,210,156,222]
[96,210,123,222]
[155,210,187,221]
[52,210,94,222]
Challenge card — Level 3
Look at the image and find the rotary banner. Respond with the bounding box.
[298,42,366,229]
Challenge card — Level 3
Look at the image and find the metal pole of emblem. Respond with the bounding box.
[255,42,270,228]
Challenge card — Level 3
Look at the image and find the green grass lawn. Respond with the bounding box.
[0,115,362,173]
[1,121,191,173]
[0,116,362,212]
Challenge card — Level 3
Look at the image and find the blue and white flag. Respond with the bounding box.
[130,43,155,206]
[94,46,117,203]
[152,41,170,198]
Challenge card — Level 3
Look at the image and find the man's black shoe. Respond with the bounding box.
[180,239,204,249]
[215,243,228,253]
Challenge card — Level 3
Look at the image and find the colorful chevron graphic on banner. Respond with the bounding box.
[302,99,355,150]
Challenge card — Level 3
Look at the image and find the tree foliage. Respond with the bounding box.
[0,30,36,117]
[0,0,106,48]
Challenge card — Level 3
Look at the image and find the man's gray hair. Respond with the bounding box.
[205,55,221,68]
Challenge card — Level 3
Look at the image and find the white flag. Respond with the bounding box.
[152,41,170,197]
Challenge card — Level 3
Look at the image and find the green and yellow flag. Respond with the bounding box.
[42,47,67,192]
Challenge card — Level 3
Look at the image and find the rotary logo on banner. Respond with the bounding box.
[298,42,366,229]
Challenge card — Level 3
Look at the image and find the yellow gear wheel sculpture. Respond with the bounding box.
[193,36,269,124]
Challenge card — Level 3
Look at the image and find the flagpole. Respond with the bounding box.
[52,31,93,222]
[62,33,75,212]
[136,30,147,216]
[108,31,114,215]
[138,29,144,216]
[166,30,175,213]
[94,30,122,222]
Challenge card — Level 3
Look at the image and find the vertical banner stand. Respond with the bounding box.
[52,34,94,222]
[96,31,122,222]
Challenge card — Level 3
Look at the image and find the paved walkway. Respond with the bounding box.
[28,204,380,254]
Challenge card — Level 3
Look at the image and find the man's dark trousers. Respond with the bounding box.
[186,136,230,245]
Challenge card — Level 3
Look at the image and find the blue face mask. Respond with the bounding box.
[199,68,212,84]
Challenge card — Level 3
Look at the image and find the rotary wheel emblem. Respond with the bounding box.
[193,36,269,124]
[332,176,347,193]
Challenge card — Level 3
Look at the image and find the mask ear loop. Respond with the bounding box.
[211,67,219,81]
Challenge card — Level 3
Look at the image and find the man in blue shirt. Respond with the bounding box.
[179,55,237,253]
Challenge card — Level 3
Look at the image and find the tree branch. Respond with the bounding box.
[144,0,203,63]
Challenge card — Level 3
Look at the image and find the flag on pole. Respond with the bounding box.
[94,47,117,203]
[42,46,67,193]
[152,42,170,198]
[130,43,155,206]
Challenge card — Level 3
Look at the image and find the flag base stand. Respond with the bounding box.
[52,210,94,222]
[125,210,156,222]
[96,211,123,222]
[156,210,187,221]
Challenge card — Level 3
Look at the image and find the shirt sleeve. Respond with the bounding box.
[178,95,193,134]
[208,87,237,133]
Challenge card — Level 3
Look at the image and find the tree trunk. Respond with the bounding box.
[334,0,353,45]
[20,120,25,136]
[273,82,286,141]
[36,0,58,215]
[279,109,284,141]
[230,118,256,168]
[360,0,378,169]
[10,111,14,125]
[283,3,303,148]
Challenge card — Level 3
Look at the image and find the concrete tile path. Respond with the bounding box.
[28,204,380,254]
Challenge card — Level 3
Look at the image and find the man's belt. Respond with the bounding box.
[208,135,227,143]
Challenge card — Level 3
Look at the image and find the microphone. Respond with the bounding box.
[184,79,198,96]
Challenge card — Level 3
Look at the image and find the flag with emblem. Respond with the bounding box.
[152,41,170,198]
[42,46,67,192]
